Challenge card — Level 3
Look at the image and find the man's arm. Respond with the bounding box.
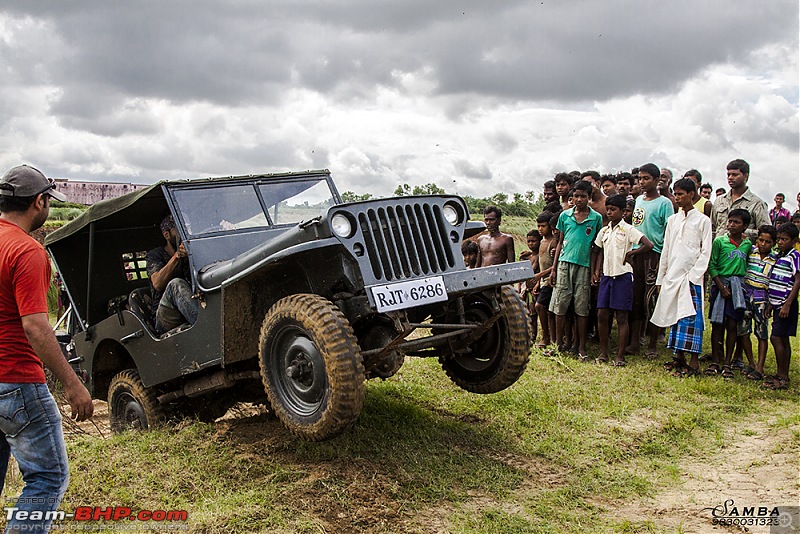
[747,199,770,241]
[149,244,187,292]
[474,237,484,269]
[710,200,719,238]
[592,247,603,286]
[504,235,515,263]
[779,259,800,318]
[549,232,564,286]
[655,218,674,287]
[625,235,654,265]
[22,313,93,421]
[709,238,731,298]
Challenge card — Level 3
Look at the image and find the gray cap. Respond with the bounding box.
[0,165,67,202]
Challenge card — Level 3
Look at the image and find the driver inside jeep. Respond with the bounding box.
[145,215,199,334]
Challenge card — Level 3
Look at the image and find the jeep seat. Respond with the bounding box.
[128,287,156,332]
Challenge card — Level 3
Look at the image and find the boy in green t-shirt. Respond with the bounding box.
[548,180,603,360]
[707,209,753,378]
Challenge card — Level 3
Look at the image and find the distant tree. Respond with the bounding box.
[341,191,373,203]
[412,183,446,196]
[463,191,545,218]
[393,184,412,196]
[393,183,446,196]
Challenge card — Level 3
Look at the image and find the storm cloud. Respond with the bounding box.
[0,1,796,201]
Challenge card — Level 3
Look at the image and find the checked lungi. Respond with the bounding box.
[666,283,704,355]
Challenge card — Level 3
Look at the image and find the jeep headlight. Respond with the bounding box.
[443,204,461,225]
[331,213,353,238]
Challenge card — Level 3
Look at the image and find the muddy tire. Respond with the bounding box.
[108,369,165,432]
[441,286,531,393]
[259,294,365,441]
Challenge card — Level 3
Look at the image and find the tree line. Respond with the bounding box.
[341,183,546,217]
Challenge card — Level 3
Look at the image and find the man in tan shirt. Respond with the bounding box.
[711,159,769,241]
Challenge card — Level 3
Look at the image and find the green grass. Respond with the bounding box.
[5,339,794,533]
[18,214,798,532]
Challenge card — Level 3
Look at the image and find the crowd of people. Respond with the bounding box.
[463,159,799,391]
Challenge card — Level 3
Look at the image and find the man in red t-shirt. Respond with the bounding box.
[0,165,93,531]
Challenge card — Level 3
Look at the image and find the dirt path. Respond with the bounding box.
[606,403,799,533]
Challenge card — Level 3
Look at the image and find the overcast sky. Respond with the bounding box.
[0,2,798,207]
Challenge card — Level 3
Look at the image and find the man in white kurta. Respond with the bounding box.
[651,179,712,373]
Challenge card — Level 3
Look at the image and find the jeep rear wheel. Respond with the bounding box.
[108,369,165,432]
[441,286,531,393]
[259,294,365,441]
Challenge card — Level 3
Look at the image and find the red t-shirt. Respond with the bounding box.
[0,218,49,383]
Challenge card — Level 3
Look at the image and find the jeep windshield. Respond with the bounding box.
[173,178,337,237]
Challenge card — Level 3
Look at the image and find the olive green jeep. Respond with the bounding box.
[46,170,533,440]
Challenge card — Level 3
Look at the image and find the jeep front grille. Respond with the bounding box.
[357,204,455,282]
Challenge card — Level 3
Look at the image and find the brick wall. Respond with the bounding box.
[53,180,147,205]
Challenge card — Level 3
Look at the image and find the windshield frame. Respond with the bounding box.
[167,174,341,239]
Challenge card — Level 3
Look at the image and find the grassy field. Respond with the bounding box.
[6,341,796,533]
[8,214,796,532]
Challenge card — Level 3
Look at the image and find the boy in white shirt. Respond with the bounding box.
[592,195,653,366]
[651,179,713,376]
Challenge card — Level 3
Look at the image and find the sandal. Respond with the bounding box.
[704,363,721,376]
[742,365,755,376]
[644,348,659,360]
[595,356,609,364]
[721,365,734,379]
[578,353,590,363]
[683,365,701,377]
[612,359,626,367]
[663,359,680,371]
[763,376,790,390]
[675,365,700,378]
[745,369,764,381]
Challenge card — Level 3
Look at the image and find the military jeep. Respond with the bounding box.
[46,170,534,440]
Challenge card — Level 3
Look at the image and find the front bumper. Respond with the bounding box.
[364,261,534,309]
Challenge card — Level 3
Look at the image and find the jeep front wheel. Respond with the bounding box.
[259,294,365,441]
[441,286,531,393]
[108,369,165,432]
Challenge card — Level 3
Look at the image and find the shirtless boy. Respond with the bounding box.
[476,205,515,266]
[520,230,541,341]
[581,170,608,223]
[461,240,478,269]
[534,212,558,347]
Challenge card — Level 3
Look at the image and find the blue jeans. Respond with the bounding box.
[0,383,69,533]
[155,278,199,334]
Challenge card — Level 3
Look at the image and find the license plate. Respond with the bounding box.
[371,276,448,312]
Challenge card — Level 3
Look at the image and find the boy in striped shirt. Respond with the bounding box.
[741,225,777,380]
[765,223,800,389]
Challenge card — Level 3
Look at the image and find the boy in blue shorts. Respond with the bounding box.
[741,225,777,380]
[592,194,653,366]
[708,208,753,378]
[549,180,603,361]
[765,223,800,390]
